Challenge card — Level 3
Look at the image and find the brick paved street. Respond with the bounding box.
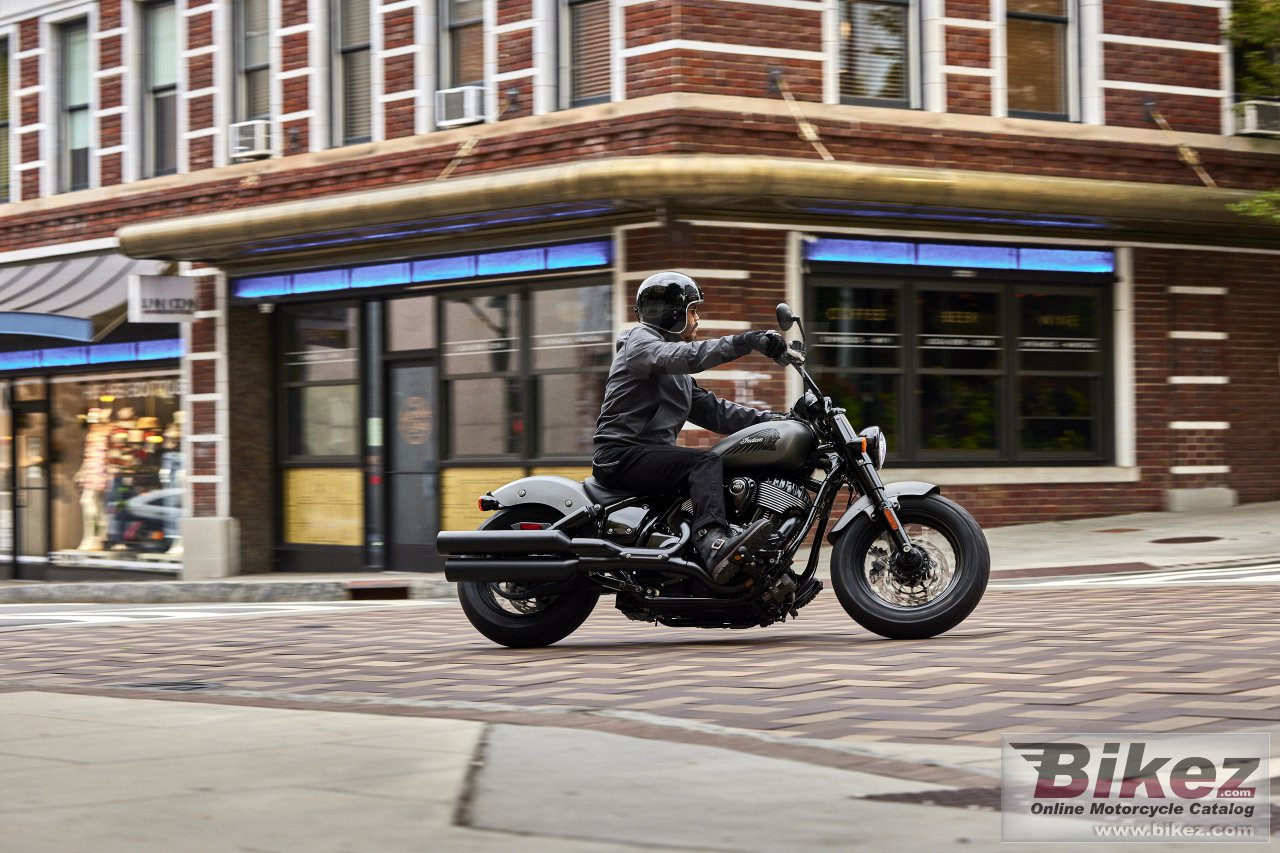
[0,583,1276,763]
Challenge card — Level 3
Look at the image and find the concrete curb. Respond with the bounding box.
[0,577,458,604]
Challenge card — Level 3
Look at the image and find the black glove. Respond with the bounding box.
[761,411,787,422]
[740,330,787,359]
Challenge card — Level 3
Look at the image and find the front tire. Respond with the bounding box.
[456,506,600,648]
[830,494,989,640]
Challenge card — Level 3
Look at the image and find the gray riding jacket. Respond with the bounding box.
[593,324,769,464]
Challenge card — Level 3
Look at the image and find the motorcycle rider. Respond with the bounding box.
[593,271,788,582]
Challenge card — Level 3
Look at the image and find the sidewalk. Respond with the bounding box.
[5,690,1261,853]
[1,500,1276,604]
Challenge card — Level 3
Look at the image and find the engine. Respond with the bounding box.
[728,476,812,542]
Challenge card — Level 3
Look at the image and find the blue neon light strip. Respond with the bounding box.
[807,238,1114,273]
[0,338,184,373]
[234,239,613,300]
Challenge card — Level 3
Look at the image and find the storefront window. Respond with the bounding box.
[809,275,1107,464]
[530,284,612,456]
[442,293,521,457]
[283,304,360,458]
[49,376,183,557]
[441,279,612,461]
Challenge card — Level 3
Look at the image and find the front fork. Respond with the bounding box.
[836,414,925,571]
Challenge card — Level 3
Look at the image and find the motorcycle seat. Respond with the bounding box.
[582,476,645,506]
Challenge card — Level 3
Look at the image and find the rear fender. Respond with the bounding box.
[826,481,941,544]
[488,476,590,518]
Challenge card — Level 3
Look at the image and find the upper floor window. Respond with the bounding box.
[333,0,372,145]
[441,0,482,89]
[560,0,609,108]
[60,20,91,193]
[1006,0,1071,119]
[840,0,914,107]
[143,1,178,177]
[0,38,10,202]
[235,0,271,122]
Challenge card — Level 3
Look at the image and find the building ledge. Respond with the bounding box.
[117,154,1278,269]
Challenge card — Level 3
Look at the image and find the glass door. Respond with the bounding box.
[386,360,441,571]
[15,407,50,561]
[0,386,11,568]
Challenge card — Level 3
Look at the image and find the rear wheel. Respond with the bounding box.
[830,494,989,640]
[457,506,599,648]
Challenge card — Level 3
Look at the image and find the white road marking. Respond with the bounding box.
[993,562,1280,589]
[0,600,453,630]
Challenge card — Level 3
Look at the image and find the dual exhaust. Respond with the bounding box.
[439,523,738,589]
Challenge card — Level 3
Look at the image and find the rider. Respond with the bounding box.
[592,271,788,583]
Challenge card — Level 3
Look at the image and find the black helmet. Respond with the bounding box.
[635,272,704,334]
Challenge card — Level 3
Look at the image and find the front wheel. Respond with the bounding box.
[457,506,600,648]
[830,494,989,640]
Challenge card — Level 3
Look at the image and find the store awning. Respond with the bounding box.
[0,252,167,323]
[117,155,1280,271]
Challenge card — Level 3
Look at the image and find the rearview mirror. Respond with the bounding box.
[775,303,799,331]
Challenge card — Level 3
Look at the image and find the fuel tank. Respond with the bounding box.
[711,419,815,474]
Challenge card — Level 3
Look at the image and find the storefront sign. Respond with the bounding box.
[128,275,196,323]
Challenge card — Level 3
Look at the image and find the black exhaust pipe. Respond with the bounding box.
[440,523,747,592]
[444,558,580,582]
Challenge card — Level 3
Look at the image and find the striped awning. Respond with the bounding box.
[0,252,167,321]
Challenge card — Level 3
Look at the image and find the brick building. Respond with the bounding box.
[1,0,1277,579]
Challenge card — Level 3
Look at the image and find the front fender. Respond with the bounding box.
[826,480,941,544]
[489,476,590,516]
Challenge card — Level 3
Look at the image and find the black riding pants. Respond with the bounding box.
[592,444,727,536]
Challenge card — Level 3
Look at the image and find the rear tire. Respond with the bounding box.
[830,494,989,640]
[456,506,600,648]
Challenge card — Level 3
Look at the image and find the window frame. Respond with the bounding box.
[559,0,611,109]
[0,36,10,202]
[440,0,484,90]
[234,0,271,123]
[838,0,919,110]
[1005,0,1076,122]
[142,0,178,178]
[332,0,372,146]
[439,275,613,465]
[59,19,92,193]
[806,265,1113,466]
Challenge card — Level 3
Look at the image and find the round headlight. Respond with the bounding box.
[860,426,888,469]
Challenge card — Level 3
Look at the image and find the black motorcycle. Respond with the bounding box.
[438,303,990,648]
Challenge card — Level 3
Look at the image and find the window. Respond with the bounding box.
[441,280,612,460]
[60,21,91,193]
[442,0,483,89]
[808,272,1109,464]
[235,0,271,122]
[1006,0,1071,119]
[561,0,610,108]
[840,0,913,107]
[282,304,361,458]
[143,1,178,177]
[1,38,9,202]
[333,0,372,145]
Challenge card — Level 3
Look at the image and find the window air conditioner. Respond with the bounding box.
[436,86,486,128]
[230,119,273,160]
[1236,100,1280,138]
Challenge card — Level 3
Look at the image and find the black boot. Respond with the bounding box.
[695,518,772,583]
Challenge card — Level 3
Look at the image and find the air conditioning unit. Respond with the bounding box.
[1236,100,1280,138]
[230,119,273,160]
[436,86,486,128]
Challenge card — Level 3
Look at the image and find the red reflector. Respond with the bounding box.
[516,522,545,530]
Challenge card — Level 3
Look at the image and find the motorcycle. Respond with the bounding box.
[437,303,990,648]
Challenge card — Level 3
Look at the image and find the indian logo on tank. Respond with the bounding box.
[725,428,782,455]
